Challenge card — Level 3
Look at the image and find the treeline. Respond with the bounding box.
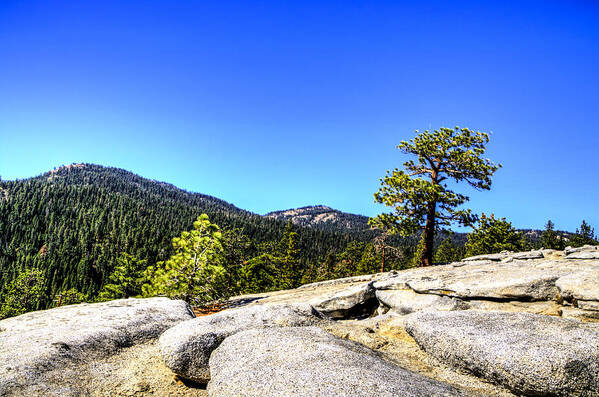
[0,213,414,318]
[0,165,358,311]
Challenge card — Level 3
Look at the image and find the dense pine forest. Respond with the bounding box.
[0,164,414,312]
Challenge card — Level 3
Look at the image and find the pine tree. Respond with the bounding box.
[0,268,47,319]
[464,214,525,256]
[54,288,88,306]
[221,229,253,295]
[97,253,147,301]
[370,127,501,266]
[356,243,381,275]
[570,220,597,247]
[434,232,464,263]
[318,252,338,281]
[278,222,301,289]
[240,253,279,293]
[334,241,366,278]
[142,214,228,305]
[541,220,563,250]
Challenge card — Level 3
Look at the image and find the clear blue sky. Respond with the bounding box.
[1,0,597,232]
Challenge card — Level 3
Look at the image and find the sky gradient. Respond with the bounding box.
[1,0,597,232]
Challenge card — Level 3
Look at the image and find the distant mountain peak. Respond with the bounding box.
[265,205,371,234]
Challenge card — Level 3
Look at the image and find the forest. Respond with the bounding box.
[0,161,595,319]
[0,164,414,315]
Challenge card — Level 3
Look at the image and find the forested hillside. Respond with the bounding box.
[0,164,361,308]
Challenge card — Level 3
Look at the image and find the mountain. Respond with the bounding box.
[0,164,354,305]
[265,205,373,237]
[0,163,565,313]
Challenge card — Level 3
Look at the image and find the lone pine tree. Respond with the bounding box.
[541,220,563,250]
[370,127,501,266]
[142,214,228,305]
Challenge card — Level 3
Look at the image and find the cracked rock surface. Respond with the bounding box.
[207,326,466,397]
[0,297,194,396]
[404,311,599,396]
[158,303,323,383]
[3,246,598,396]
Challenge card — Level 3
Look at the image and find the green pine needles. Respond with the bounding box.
[464,213,526,256]
[142,214,228,305]
[370,127,501,266]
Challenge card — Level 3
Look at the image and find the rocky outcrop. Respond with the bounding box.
[2,246,598,396]
[309,281,377,319]
[565,245,599,257]
[159,303,323,383]
[207,326,465,397]
[365,247,599,321]
[404,311,599,396]
[0,298,193,396]
[375,289,469,314]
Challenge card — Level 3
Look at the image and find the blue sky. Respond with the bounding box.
[1,0,597,232]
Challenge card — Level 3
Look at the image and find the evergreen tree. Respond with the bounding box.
[356,243,381,275]
[318,252,338,281]
[434,233,464,263]
[570,220,597,247]
[370,127,501,266]
[143,214,228,305]
[54,288,88,306]
[278,221,302,289]
[464,214,525,256]
[221,229,253,295]
[333,241,366,278]
[240,253,279,293]
[97,253,147,301]
[541,220,563,250]
[0,268,47,319]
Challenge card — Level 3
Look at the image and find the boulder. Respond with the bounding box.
[565,245,599,255]
[207,326,465,397]
[375,289,468,314]
[374,259,578,301]
[0,297,193,395]
[511,250,544,260]
[461,252,511,261]
[566,251,599,260]
[556,268,599,303]
[404,311,599,396]
[159,303,322,383]
[309,281,377,319]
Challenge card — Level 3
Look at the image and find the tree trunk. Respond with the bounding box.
[420,200,437,266]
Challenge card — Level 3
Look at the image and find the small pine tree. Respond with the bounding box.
[142,214,228,305]
[570,220,598,247]
[221,230,252,295]
[356,243,381,275]
[318,252,338,281]
[240,253,279,293]
[0,268,47,319]
[464,213,525,257]
[54,288,89,306]
[541,220,564,250]
[411,234,427,267]
[97,253,147,301]
[278,222,301,289]
[334,241,366,278]
[434,232,463,263]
